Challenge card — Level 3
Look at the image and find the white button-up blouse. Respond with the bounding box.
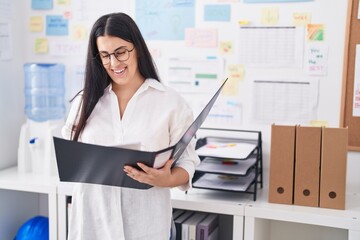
[62,79,200,240]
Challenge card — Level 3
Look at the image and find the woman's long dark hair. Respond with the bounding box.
[71,12,160,141]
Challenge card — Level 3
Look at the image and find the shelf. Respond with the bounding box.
[195,156,257,175]
[0,167,59,240]
[0,167,58,194]
[171,188,250,215]
[244,187,360,235]
[3,167,358,240]
[171,188,250,240]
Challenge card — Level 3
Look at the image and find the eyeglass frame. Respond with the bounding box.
[95,46,135,65]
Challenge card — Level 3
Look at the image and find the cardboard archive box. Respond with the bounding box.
[320,127,348,210]
[268,125,296,205]
[293,126,322,207]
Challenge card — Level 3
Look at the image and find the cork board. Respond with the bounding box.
[341,0,360,151]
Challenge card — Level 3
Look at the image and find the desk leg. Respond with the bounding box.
[58,194,67,240]
[48,192,57,240]
[349,230,360,240]
[233,215,244,240]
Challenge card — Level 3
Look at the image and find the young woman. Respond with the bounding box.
[62,12,200,239]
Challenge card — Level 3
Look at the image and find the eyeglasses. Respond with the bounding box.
[97,46,135,65]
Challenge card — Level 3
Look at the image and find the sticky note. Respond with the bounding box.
[261,7,279,25]
[57,0,71,6]
[292,13,311,26]
[72,25,87,40]
[32,0,53,10]
[310,120,328,127]
[222,65,244,96]
[219,41,233,55]
[222,78,240,96]
[30,16,43,32]
[227,64,245,82]
[307,24,325,41]
[238,20,251,25]
[46,15,69,36]
[204,4,231,22]
[34,38,48,54]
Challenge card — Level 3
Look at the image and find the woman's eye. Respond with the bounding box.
[115,51,126,57]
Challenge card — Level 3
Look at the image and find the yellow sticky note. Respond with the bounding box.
[292,13,311,26]
[261,7,279,26]
[57,0,71,6]
[34,38,48,54]
[307,24,325,41]
[222,78,240,96]
[227,64,245,82]
[310,120,328,127]
[238,20,250,25]
[222,65,245,96]
[72,25,88,40]
[29,16,43,32]
[219,41,233,55]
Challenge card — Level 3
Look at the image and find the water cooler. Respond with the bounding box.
[18,63,66,176]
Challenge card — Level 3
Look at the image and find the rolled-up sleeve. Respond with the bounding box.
[169,102,201,191]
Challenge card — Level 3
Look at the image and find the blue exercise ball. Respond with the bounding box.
[14,216,49,240]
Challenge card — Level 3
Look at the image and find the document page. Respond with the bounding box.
[195,156,257,175]
[196,142,257,159]
[193,171,256,191]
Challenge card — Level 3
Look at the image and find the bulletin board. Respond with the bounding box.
[20,0,350,155]
[341,0,360,151]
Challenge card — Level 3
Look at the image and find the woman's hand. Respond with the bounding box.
[123,159,189,188]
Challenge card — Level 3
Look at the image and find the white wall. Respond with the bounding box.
[0,1,26,169]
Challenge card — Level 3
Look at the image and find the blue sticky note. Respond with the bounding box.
[32,0,53,10]
[204,5,231,22]
[46,15,69,36]
[136,0,195,40]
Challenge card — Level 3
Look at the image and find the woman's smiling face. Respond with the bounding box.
[96,35,141,88]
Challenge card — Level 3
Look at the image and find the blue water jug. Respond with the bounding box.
[24,63,65,122]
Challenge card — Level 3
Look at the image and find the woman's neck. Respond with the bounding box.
[112,76,145,100]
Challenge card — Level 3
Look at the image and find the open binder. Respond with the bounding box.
[54,78,228,189]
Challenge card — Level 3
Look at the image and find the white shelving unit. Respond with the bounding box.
[57,183,250,240]
[1,167,359,240]
[0,167,58,240]
[171,188,249,240]
[244,188,360,240]
[57,182,73,240]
